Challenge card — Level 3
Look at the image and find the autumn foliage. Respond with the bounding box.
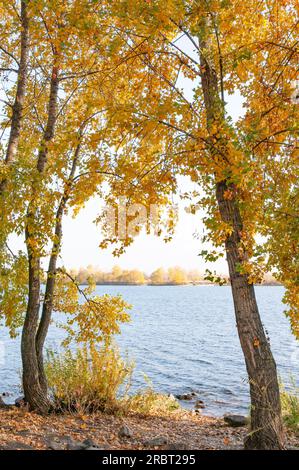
[0,0,298,451]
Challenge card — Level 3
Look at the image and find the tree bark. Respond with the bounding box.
[21,60,59,413]
[21,231,51,413]
[36,142,81,394]
[35,206,62,394]
[36,65,59,173]
[216,181,285,449]
[0,0,29,194]
[198,32,285,449]
[0,1,30,409]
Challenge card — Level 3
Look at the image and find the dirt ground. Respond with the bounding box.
[0,408,298,450]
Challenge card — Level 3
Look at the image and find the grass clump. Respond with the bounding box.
[123,387,180,416]
[46,345,181,417]
[280,382,299,433]
[46,344,133,414]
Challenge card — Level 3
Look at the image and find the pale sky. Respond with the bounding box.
[4,35,245,275]
[60,184,217,274]
[59,90,244,274]
[59,33,245,274]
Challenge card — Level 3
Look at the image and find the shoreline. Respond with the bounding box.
[0,407,297,450]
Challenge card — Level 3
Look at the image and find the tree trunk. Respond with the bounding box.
[0,0,29,194]
[36,202,63,393]
[198,30,285,448]
[35,249,59,395]
[36,65,59,173]
[36,142,81,392]
[21,60,59,413]
[0,1,30,409]
[216,180,285,449]
[21,239,51,413]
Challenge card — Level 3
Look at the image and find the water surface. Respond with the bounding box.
[1,285,298,416]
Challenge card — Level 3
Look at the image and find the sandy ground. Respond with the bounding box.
[0,408,298,450]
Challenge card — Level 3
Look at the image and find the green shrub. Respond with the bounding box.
[45,344,133,414]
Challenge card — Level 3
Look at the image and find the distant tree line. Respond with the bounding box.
[69,266,280,286]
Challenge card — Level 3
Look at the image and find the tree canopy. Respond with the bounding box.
[0,0,298,450]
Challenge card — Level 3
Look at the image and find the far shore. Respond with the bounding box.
[78,281,282,287]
